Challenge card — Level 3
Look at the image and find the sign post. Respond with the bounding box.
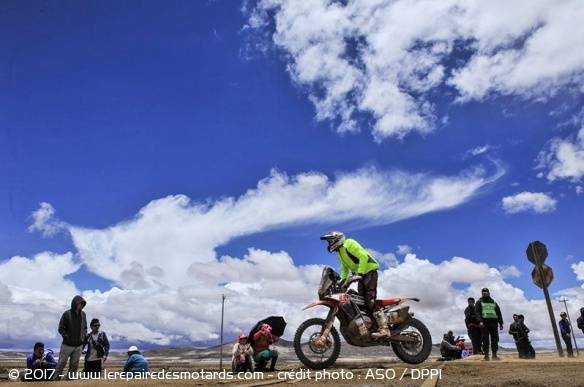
[526,241,564,357]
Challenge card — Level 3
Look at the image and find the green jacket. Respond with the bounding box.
[337,238,380,280]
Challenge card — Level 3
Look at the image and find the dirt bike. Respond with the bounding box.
[294,266,432,369]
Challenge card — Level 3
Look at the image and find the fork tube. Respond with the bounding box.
[321,305,338,338]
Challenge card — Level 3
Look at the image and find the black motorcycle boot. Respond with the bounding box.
[269,356,278,371]
[254,357,268,371]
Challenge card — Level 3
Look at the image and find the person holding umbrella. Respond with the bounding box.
[252,323,279,372]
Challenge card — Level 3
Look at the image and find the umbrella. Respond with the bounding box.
[248,316,287,347]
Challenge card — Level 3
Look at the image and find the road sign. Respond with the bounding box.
[527,241,548,266]
[532,263,554,289]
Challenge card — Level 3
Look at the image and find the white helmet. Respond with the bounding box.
[320,231,345,253]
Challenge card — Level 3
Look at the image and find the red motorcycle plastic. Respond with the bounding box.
[294,266,432,369]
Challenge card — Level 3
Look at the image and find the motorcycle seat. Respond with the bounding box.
[376,298,401,307]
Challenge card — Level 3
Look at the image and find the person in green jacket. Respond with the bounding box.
[320,231,388,338]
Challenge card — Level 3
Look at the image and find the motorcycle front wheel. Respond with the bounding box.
[390,317,432,364]
[294,317,341,369]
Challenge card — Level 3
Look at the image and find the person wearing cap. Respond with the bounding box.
[465,297,483,355]
[475,287,504,361]
[232,333,253,373]
[123,345,149,375]
[558,312,575,358]
[576,307,584,334]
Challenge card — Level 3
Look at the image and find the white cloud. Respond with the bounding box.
[465,144,495,158]
[244,0,584,140]
[396,245,412,255]
[27,202,67,237]
[368,249,398,269]
[501,191,557,214]
[0,164,509,348]
[537,127,584,182]
[2,242,584,351]
[27,165,501,291]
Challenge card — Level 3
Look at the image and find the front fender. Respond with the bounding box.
[302,300,335,310]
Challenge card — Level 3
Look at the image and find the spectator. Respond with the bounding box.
[439,333,462,361]
[123,346,149,375]
[516,315,535,359]
[508,314,524,358]
[465,297,483,355]
[559,312,575,358]
[53,295,87,380]
[475,287,503,361]
[446,330,456,345]
[577,307,584,334]
[232,333,253,373]
[22,342,57,382]
[253,323,279,371]
[82,318,110,376]
[319,231,387,338]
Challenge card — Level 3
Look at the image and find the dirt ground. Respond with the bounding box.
[1,352,581,386]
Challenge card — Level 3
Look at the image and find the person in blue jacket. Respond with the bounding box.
[22,342,57,382]
[559,312,575,358]
[123,345,149,375]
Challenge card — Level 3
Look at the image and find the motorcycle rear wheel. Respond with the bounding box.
[390,317,432,364]
[294,317,341,369]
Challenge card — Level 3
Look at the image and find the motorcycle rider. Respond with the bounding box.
[319,231,389,339]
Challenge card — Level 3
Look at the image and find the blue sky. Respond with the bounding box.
[1,0,584,350]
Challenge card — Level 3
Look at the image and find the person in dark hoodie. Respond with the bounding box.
[577,307,584,334]
[53,295,87,380]
[475,287,503,361]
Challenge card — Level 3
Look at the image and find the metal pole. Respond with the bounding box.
[219,294,226,370]
[531,244,564,357]
[559,297,580,356]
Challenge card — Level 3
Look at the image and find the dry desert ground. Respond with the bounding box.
[1,347,582,387]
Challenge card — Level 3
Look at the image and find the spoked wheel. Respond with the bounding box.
[293,318,341,369]
[390,317,432,364]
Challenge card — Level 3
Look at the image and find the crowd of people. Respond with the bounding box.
[458,287,581,361]
[22,295,148,381]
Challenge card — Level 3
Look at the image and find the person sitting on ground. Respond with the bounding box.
[22,342,57,382]
[232,333,253,373]
[123,346,148,375]
[252,323,279,372]
[439,333,462,361]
